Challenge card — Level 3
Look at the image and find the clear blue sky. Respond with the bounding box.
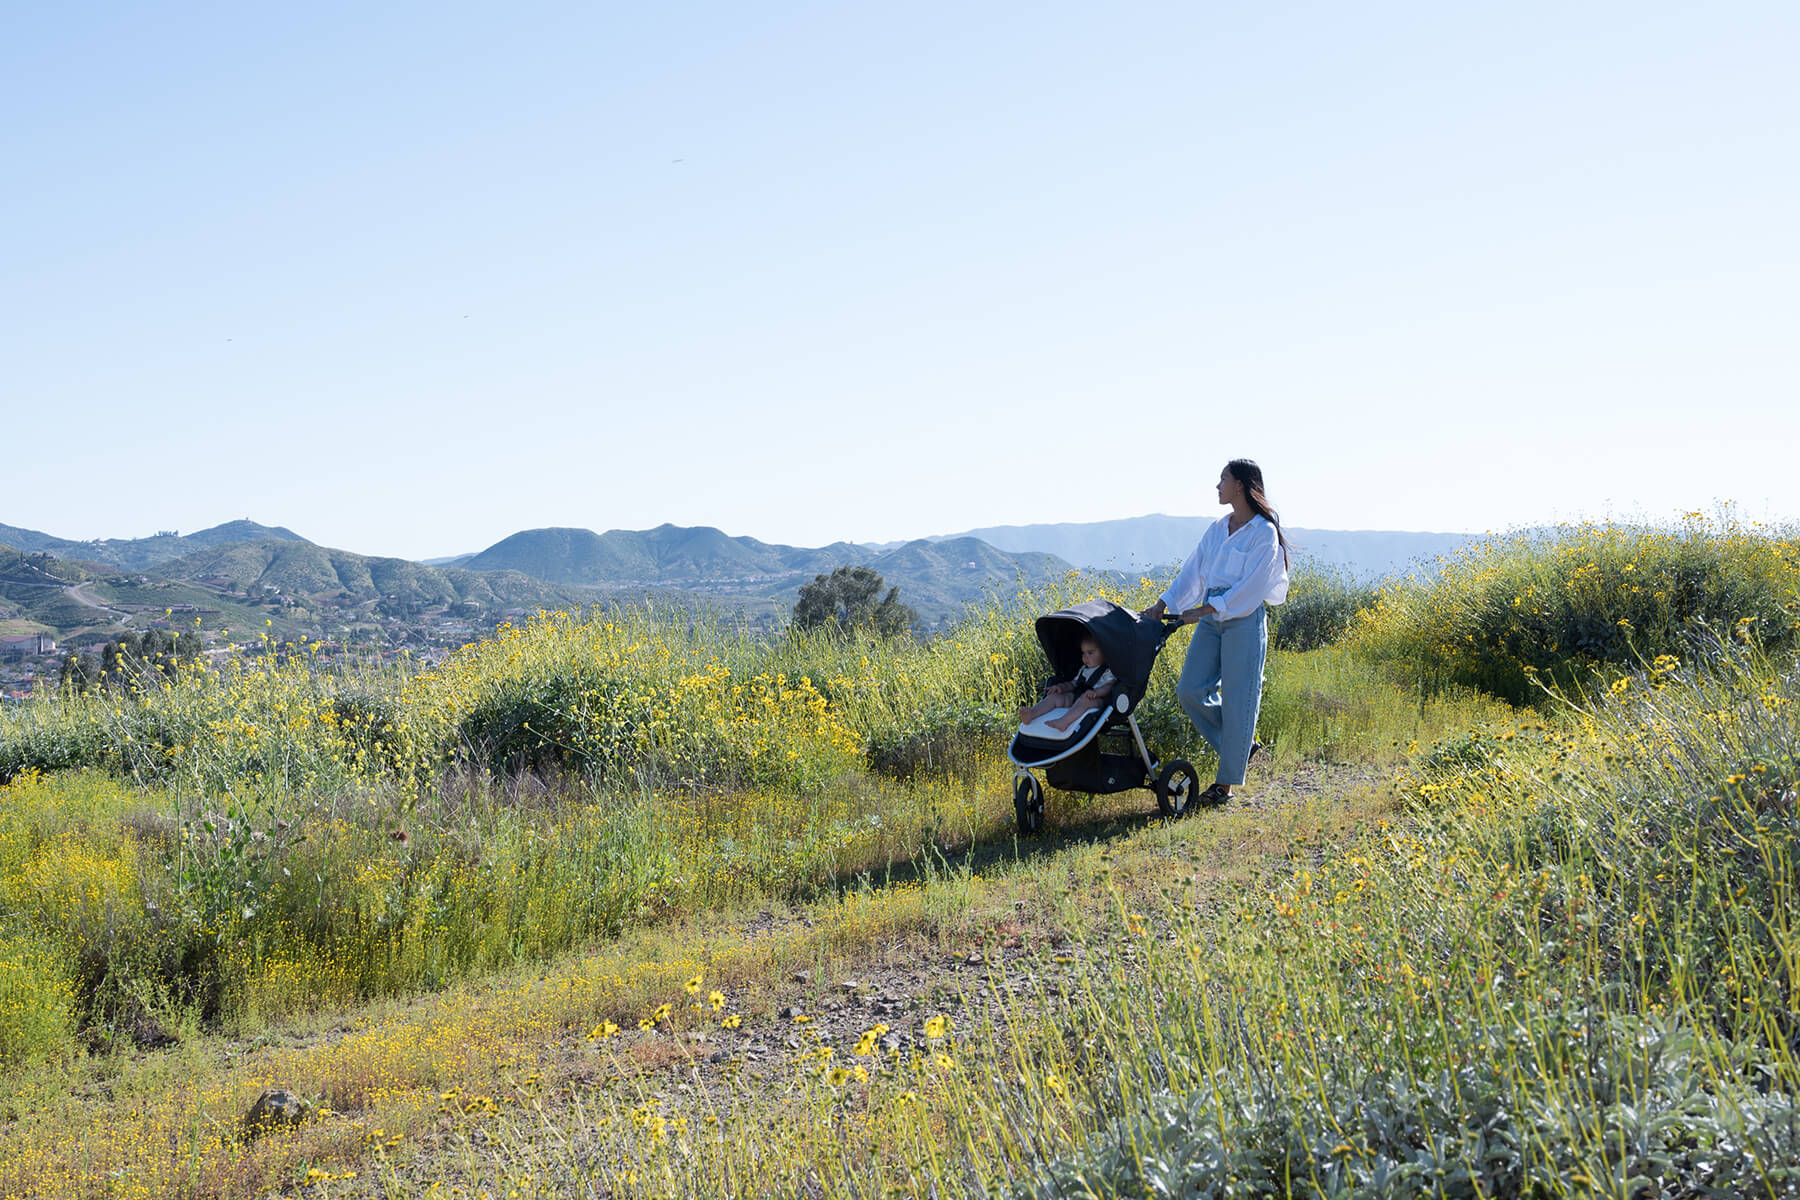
[5,2,1796,560]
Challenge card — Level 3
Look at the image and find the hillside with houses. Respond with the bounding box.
[4,512,1487,702]
[0,519,1081,698]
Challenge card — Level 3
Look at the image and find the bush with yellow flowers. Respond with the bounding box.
[406,610,866,792]
[1350,513,1800,704]
[0,927,76,1065]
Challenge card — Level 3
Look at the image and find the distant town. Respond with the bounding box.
[0,548,545,702]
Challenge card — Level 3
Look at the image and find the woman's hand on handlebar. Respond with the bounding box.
[1140,600,1168,621]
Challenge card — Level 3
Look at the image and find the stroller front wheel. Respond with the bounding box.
[1154,759,1198,819]
[1013,772,1045,835]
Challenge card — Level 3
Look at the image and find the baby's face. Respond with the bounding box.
[1079,640,1103,668]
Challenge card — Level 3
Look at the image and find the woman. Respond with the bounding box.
[1141,459,1290,805]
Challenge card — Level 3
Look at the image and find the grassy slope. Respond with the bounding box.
[0,757,1389,1199]
[0,546,105,637]
[0,545,305,643]
[7,651,1789,1198]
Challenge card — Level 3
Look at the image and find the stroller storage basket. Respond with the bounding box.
[1045,741,1149,795]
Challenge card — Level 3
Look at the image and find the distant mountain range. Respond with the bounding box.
[0,519,1081,638]
[0,535,599,650]
[452,525,1074,626]
[2,512,1482,646]
[938,516,1474,579]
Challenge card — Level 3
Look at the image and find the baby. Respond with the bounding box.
[1018,635,1116,732]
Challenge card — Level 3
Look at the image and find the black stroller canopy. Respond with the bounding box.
[1034,600,1167,704]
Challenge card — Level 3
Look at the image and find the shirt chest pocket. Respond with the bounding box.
[1222,545,1253,581]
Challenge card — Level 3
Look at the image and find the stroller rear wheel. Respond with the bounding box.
[1013,772,1045,835]
[1154,759,1198,819]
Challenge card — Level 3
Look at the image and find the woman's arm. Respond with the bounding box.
[1144,524,1218,617]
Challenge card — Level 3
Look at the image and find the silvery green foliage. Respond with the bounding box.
[1022,1020,1798,1198]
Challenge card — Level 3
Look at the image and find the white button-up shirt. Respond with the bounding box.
[1160,514,1290,621]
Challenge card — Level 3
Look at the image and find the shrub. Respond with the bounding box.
[0,654,412,793]
[792,565,916,637]
[0,700,112,784]
[0,765,674,1032]
[1031,1011,1799,1199]
[0,771,152,1049]
[1350,515,1800,704]
[1269,560,1376,652]
[421,614,866,792]
[866,700,1011,779]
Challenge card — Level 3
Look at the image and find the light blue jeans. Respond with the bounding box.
[1175,603,1267,786]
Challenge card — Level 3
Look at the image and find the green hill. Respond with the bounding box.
[462,524,862,586]
[0,545,95,634]
[7,520,1097,638]
[0,520,308,571]
[859,537,1076,622]
[3,531,789,646]
[156,540,598,612]
[2,536,620,645]
[0,525,75,557]
[0,543,294,644]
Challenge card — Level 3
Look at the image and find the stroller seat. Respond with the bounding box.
[1016,704,1101,741]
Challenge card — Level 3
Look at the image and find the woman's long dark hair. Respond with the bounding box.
[1226,458,1290,568]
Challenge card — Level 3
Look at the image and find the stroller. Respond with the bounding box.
[1007,600,1202,834]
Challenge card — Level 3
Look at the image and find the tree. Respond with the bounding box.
[92,629,207,691]
[792,566,916,638]
[58,651,98,693]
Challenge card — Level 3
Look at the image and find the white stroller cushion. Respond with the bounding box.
[1019,708,1080,740]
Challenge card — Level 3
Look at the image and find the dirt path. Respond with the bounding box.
[241,760,1386,1089]
[629,761,1388,1088]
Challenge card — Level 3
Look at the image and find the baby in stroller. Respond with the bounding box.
[1017,634,1115,735]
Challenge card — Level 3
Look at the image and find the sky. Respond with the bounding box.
[4,2,1796,561]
